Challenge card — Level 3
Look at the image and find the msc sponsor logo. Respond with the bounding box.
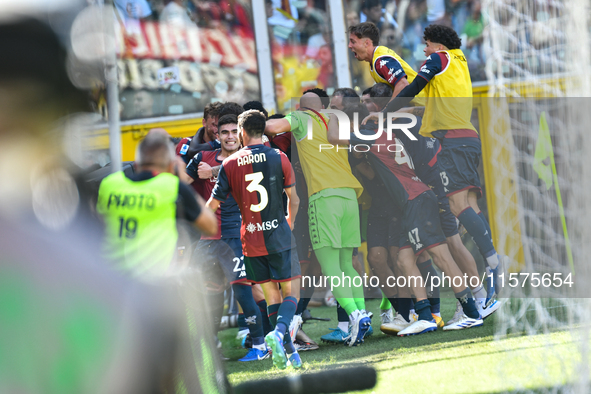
[246,219,279,233]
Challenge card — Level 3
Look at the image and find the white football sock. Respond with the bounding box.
[338,322,349,332]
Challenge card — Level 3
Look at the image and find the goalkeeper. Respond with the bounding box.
[265,89,371,347]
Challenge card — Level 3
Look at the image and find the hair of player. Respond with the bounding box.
[348,22,380,47]
[243,101,268,119]
[369,83,393,98]
[303,88,330,108]
[203,102,223,121]
[238,110,266,138]
[268,113,285,119]
[423,24,462,50]
[361,0,380,11]
[136,133,175,169]
[333,88,359,99]
[218,102,244,118]
[342,103,370,125]
[362,87,372,96]
[333,88,360,107]
[218,114,238,130]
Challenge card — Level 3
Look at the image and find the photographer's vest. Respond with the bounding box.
[96,171,179,277]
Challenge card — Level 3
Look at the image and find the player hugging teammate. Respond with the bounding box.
[171,22,507,371]
[206,110,303,369]
[343,21,505,333]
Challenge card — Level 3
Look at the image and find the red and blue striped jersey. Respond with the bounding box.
[186,150,240,240]
[212,144,295,257]
[349,123,430,210]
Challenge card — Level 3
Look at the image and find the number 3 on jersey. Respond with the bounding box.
[245,172,268,212]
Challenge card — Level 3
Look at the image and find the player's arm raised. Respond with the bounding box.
[392,77,409,98]
[375,56,409,104]
[382,54,442,114]
[265,118,291,136]
[326,113,351,146]
[187,139,216,158]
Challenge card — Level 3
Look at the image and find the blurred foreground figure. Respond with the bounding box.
[0,16,228,393]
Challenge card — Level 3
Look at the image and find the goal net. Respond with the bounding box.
[483,0,591,391]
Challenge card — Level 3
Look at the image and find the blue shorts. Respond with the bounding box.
[366,203,403,249]
[293,202,312,264]
[194,238,247,287]
[420,166,459,238]
[244,248,302,284]
[400,191,447,255]
[437,137,482,198]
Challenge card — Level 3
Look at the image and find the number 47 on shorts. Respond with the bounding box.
[408,227,423,250]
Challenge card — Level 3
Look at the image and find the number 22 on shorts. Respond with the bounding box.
[233,256,245,272]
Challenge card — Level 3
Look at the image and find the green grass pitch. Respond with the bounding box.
[219,298,588,393]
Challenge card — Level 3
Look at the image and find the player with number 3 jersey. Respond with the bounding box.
[210,130,296,261]
[187,114,272,363]
[207,110,303,370]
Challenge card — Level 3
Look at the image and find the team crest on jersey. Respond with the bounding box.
[426,138,436,149]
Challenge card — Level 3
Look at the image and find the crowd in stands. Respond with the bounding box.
[114,0,254,37]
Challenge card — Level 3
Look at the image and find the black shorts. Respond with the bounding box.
[437,137,482,198]
[366,203,403,249]
[420,166,459,238]
[194,238,247,286]
[400,190,447,255]
[244,248,302,284]
[293,204,312,264]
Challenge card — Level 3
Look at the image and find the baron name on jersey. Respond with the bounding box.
[237,152,267,166]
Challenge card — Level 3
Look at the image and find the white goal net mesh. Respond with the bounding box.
[483,0,591,391]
